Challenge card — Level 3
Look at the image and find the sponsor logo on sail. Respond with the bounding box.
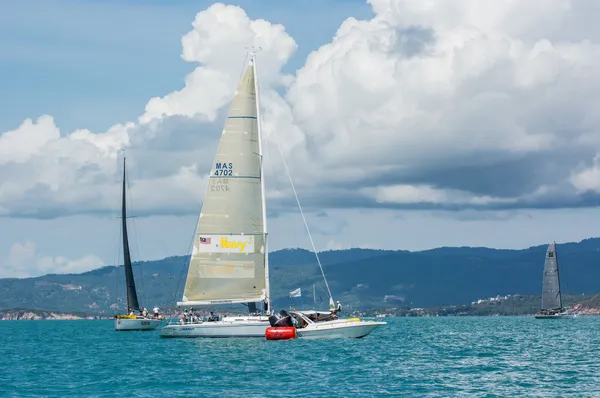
[219,237,252,253]
[196,234,255,254]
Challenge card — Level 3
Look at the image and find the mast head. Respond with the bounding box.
[122,150,127,178]
[246,46,262,65]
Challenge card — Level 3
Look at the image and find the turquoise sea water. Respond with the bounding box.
[2,316,600,397]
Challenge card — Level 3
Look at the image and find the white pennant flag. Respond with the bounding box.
[289,288,301,298]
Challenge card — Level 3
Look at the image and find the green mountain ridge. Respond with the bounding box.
[1,238,599,314]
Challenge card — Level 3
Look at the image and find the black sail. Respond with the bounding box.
[122,158,140,313]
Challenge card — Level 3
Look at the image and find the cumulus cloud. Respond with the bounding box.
[0,3,297,218]
[140,3,297,124]
[280,0,600,210]
[2,0,600,220]
[571,154,600,193]
[2,240,104,278]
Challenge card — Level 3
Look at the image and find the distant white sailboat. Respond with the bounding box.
[534,242,577,319]
[114,157,162,331]
[160,49,271,338]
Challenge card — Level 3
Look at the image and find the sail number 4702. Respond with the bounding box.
[214,162,233,176]
[210,178,230,192]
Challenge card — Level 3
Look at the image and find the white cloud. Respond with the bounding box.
[1,0,600,221]
[140,3,297,124]
[363,184,517,206]
[276,0,600,209]
[287,1,598,162]
[0,3,299,218]
[571,154,600,193]
[0,116,59,164]
[3,240,104,278]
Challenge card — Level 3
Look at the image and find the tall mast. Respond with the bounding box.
[251,47,271,314]
[122,156,140,313]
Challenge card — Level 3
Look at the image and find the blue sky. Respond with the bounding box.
[1,0,600,278]
[0,0,372,133]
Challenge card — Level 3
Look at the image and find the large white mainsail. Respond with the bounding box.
[179,52,269,309]
[160,51,273,338]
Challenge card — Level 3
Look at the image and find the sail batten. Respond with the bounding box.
[540,242,562,311]
[177,298,266,306]
[182,60,267,305]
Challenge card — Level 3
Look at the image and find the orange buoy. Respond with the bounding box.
[265,326,296,340]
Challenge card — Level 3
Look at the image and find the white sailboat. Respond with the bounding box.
[160,49,385,340]
[534,242,577,319]
[160,49,271,338]
[265,141,386,340]
[114,157,162,331]
[267,280,386,339]
[289,311,385,339]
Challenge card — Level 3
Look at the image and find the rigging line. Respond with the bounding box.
[173,209,201,307]
[261,108,306,289]
[274,140,333,302]
[125,161,147,309]
[114,218,123,315]
[114,153,125,315]
[238,51,250,82]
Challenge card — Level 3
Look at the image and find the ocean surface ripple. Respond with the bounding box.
[2,317,599,397]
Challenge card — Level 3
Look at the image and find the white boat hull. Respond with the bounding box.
[295,320,387,339]
[114,317,162,331]
[535,313,577,319]
[159,316,270,338]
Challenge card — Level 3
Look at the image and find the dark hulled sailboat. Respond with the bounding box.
[114,157,162,331]
[534,242,576,319]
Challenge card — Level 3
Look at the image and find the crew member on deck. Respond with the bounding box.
[336,301,342,313]
[153,307,160,319]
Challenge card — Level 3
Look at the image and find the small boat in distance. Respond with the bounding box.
[534,242,577,319]
[114,157,162,331]
[291,310,385,339]
[266,308,386,340]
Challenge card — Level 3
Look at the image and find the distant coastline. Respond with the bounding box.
[3,239,600,316]
[4,295,600,320]
[357,295,600,318]
[0,309,112,321]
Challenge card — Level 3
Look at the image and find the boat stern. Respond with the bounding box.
[115,317,162,331]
